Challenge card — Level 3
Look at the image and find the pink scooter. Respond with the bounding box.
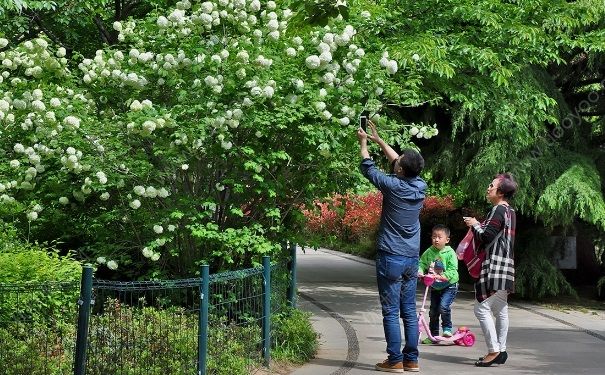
[418,274,476,346]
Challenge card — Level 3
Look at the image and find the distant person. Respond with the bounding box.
[418,224,459,343]
[464,173,517,367]
[358,120,426,373]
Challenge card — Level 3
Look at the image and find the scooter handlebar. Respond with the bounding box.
[419,273,435,287]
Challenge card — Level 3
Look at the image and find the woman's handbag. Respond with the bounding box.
[456,208,509,278]
[456,229,485,279]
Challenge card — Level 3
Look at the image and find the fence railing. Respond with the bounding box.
[0,244,298,375]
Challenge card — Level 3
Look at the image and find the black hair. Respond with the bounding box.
[432,224,450,237]
[396,149,424,178]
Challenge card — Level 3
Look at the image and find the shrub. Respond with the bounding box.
[271,309,318,364]
[0,223,82,328]
[302,192,457,244]
[515,230,577,299]
[342,192,382,241]
[0,322,75,375]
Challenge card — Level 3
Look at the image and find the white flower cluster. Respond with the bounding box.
[126,115,172,136]
[380,52,398,75]
[142,246,161,261]
[61,147,85,172]
[133,185,171,199]
[409,124,439,139]
[78,50,150,88]
[96,256,119,270]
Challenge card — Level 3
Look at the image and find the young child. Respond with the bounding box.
[418,224,459,343]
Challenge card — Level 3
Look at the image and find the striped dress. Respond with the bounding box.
[471,204,516,302]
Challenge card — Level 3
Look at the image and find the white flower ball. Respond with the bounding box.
[409,126,420,136]
[64,116,81,128]
[26,211,38,221]
[286,47,296,57]
[133,185,146,195]
[263,86,274,98]
[181,164,189,170]
[100,192,110,201]
[386,60,398,74]
[157,16,170,28]
[96,257,107,264]
[130,100,143,111]
[305,55,321,69]
[153,225,164,234]
[129,199,141,209]
[59,196,69,205]
[107,260,118,270]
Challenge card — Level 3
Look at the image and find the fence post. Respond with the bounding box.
[287,242,297,308]
[198,264,210,375]
[74,266,93,375]
[262,256,271,367]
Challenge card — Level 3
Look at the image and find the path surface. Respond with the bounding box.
[291,248,605,375]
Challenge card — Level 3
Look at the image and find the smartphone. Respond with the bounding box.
[359,115,368,132]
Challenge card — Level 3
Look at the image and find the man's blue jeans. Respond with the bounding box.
[429,283,458,336]
[376,253,419,363]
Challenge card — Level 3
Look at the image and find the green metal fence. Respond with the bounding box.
[0,281,79,375]
[0,245,298,375]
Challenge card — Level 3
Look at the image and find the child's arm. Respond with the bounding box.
[418,248,431,275]
[441,249,459,283]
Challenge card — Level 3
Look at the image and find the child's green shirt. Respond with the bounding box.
[418,245,459,290]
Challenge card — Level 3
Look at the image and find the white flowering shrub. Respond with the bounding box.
[0,1,424,277]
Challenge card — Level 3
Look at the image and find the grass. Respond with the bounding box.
[531,286,605,313]
[306,234,377,259]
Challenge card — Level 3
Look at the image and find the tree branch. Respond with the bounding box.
[115,0,122,20]
[26,10,71,50]
[93,15,112,45]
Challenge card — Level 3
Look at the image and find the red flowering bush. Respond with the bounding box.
[300,194,347,239]
[303,193,459,244]
[420,196,456,221]
[342,192,382,241]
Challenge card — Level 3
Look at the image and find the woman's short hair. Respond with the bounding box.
[496,173,518,200]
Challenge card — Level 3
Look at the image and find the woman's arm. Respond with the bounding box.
[467,205,505,244]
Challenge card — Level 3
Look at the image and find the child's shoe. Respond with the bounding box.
[421,337,434,344]
[442,329,453,337]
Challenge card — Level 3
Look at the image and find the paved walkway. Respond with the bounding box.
[291,248,605,375]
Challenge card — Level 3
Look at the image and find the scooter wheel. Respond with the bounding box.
[462,332,476,347]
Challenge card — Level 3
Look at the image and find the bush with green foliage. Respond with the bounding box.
[515,230,578,299]
[271,308,318,364]
[0,0,429,278]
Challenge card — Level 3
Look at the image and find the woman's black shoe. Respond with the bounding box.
[498,351,508,364]
[475,352,502,367]
[477,351,507,364]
